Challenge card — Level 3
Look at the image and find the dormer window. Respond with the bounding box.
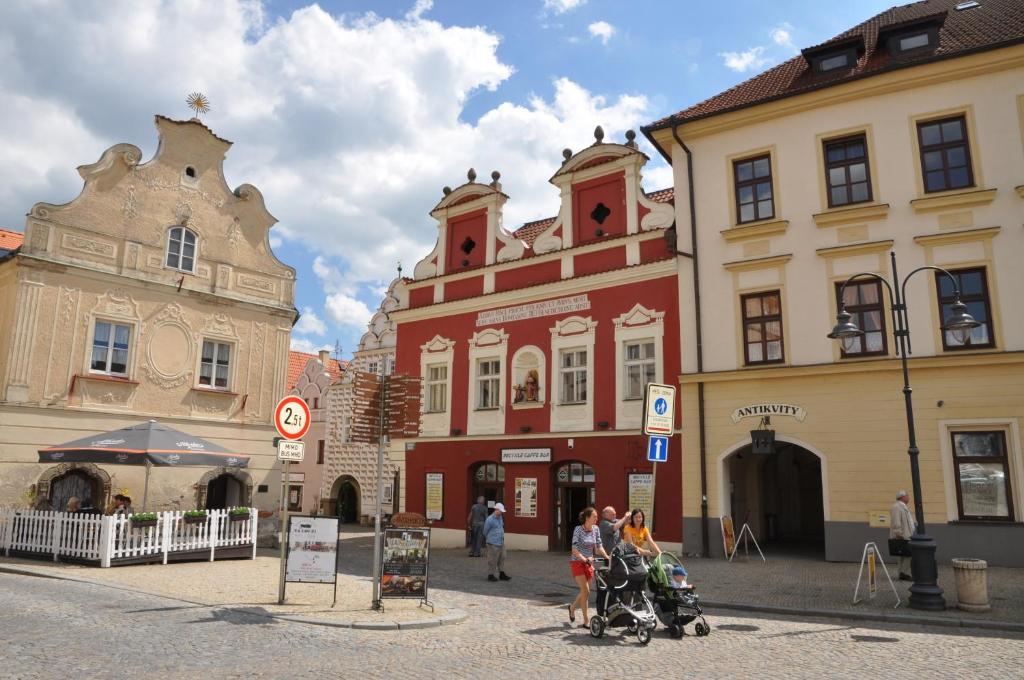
[818,53,850,72]
[897,31,932,52]
[166,226,197,273]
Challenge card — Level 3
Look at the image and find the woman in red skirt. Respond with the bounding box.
[568,506,610,627]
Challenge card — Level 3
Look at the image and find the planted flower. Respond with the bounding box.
[183,509,208,524]
[131,512,158,528]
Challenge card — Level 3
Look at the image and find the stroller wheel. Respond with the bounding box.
[668,623,684,639]
[637,626,652,645]
[694,622,711,637]
[626,622,638,633]
[589,616,605,638]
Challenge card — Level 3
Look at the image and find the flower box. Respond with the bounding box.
[131,518,157,529]
[229,513,250,522]
[183,514,207,525]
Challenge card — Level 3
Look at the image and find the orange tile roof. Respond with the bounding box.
[287,350,346,390]
[645,0,1024,130]
[511,187,673,247]
[0,229,24,251]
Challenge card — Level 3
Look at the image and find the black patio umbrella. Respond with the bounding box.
[38,420,249,509]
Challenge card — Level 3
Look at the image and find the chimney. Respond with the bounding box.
[318,349,330,366]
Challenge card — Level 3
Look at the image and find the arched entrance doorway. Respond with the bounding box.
[552,461,595,551]
[205,474,242,509]
[38,463,111,513]
[470,462,505,509]
[331,476,360,524]
[723,439,826,556]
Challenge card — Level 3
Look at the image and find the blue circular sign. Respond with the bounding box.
[654,397,668,415]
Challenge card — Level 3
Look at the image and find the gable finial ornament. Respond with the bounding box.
[467,168,477,183]
[562,148,573,165]
[442,186,452,196]
[593,125,605,144]
[186,92,211,119]
[625,129,637,148]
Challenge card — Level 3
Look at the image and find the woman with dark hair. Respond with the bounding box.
[622,508,661,557]
[568,506,609,627]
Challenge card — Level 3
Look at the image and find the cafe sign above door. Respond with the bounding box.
[730,403,807,424]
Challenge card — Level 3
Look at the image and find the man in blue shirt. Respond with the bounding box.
[483,503,510,582]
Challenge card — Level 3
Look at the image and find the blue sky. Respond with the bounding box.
[0,0,893,359]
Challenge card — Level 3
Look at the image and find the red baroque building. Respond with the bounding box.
[390,128,686,551]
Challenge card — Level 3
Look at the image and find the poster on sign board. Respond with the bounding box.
[380,527,430,599]
[515,478,537,518]
[628,473,654,524]
[425,473,444,520]
[285,516,339,584]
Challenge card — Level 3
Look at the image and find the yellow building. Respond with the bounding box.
[0,115,297,521]
[645,0,1024,565]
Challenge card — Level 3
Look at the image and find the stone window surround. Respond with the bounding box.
[195,336,236,392]
[613,304,665,430]
[467,328,508,436]
[420,335,455,437]
[550,315,597,432]
[85,316,139,380]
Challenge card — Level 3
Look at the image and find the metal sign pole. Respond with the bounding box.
[371,372,386,610]
[277,459,290,604]
[650,460,657,534]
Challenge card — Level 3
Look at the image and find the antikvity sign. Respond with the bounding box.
[730,403,807,424]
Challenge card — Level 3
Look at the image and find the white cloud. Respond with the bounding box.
[0,2,657,344]
[770,22,797,52]
[324,292,374,330]
[587,21,615,46]
[294,306,327,336]
[290,337,333,354]
[720,46,771,73]
[544,0,587,15]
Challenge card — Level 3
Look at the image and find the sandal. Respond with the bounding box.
[567,604,575,623]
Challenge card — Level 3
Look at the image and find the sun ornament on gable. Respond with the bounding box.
[613,303,665,330]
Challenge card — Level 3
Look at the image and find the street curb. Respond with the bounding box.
[701,599,1024,633]
[0,562,466,631]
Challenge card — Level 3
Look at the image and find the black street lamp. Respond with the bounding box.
[828,251,980,611]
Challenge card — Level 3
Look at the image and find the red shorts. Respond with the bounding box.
[570,560,595,580]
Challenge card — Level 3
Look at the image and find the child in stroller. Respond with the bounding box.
[647,552,711,638]
[589,542,659,644]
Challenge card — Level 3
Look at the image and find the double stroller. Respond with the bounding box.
[648,552,711,638]
[590,542,659,644]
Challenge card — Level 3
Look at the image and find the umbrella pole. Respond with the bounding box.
[142,460,152,511]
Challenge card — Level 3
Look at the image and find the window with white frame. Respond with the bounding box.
[559,349,588,404]
[623,340,655,400]
[166,226,197,273]
[425,363,448,413]
[341,415,351,443]
[476,359,500,410]
[91,320,131,376]
[199,340,231,389]
[386,358,395,375]
[367,360,379,375]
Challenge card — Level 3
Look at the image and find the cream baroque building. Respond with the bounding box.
[320,282,400,523]
[644,0,1024,565]
[0,115,296,516]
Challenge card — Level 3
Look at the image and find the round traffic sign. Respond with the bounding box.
[274,395,311,440]
[654,397,669,416]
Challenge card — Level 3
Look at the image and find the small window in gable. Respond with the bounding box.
[460,236,476,255]
[166,226,197,273]
[897,31,931,52]
[185,166,197,179]
[818,52,849,72]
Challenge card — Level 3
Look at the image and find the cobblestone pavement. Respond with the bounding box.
[2,531,1020,679]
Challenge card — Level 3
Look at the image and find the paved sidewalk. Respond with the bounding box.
[0,552,460,630]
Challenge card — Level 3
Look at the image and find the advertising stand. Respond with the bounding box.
[284,515,341,605]
[378,526,432,611]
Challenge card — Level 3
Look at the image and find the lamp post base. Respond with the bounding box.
[908,532,946,611]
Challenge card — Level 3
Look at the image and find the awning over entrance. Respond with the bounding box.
[38,420,249,468]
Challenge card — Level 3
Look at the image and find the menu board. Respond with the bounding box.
[380,527,430,599]
[514,478,537,518]
[425,473,444,520]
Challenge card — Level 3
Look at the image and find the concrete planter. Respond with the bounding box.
[952,558,991,612]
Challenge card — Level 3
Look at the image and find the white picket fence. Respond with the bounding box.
[0,507,257,567]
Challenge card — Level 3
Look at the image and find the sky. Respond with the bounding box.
[0,0,894,359]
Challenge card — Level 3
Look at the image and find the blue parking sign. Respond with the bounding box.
[647,435,668,463]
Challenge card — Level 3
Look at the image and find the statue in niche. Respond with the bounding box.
[524,370,539,402]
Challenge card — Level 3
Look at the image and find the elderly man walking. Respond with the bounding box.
[483,503,511,582]
[890,490,916,581]
[467,496,488,557]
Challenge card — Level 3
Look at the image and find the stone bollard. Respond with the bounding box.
[951,558,991,612]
